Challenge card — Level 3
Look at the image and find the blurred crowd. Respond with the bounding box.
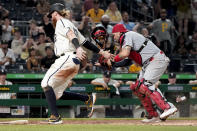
[0,0,197,73]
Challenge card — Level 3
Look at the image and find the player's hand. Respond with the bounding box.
[94,62,101,67]
[102,83,108,90]
[99,50,114,59]
[76,47,86,61]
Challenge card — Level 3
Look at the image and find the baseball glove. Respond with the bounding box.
[98,56,113,70]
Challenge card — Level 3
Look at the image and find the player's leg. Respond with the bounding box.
[53,56,96,117]
[130,81,159,123]
[41,55,79,124]
[142,54,177,119]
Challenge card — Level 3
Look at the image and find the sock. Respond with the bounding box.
[61,91,89,102]
[44,86,59,117]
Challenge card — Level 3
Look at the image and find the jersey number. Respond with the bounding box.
[73,28,78,37]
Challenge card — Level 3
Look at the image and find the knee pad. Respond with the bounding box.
[130,80,139,91]
[138,80,152,96]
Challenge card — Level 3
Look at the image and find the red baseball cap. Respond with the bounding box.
[112,24,127,33]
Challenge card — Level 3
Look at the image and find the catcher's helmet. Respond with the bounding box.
[47,3,65,18]
[91,26,108,48]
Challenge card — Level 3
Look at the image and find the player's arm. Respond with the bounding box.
[114,58,132,67]
[114,46,131,62]
[82,40,112,59]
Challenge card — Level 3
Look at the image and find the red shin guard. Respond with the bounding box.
[130,83,158,117]
[138,84,170,111]
[149,91,170,110]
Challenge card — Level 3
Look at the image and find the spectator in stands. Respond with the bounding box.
[65,9,79,27]
[0,41,16,68]
[21,38,38,60]
[91,70,121,95]
[11,27,24,58]
[78,16,95,60]
[36,0,50,15]
[165,73,190,117]
[148,9,175,56]
[133,23,160,46]
[29,19,44,41]
[104,1,122,23]
[191,0,197,31]
[173,35,188,55]
[1,18,13,48]
[0,4,9,20]
[26,48,40,72]
[36,33,51,58]
[0,69,16,118]
[86,0,105,23]
[72,0,84,21]
[41,14,54,42]
[83,0,94,15]
[135,0,149,21]
[187,31,197,55]
[41,46,57,70]
[78,16,95,35]
[176,0,191,37]
[96,14,113,34]
[120,11,135,31]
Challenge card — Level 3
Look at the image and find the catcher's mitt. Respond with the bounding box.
[98,56,113,70]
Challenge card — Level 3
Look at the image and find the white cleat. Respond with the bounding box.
[141,117,160,123]
[160,106,178,119]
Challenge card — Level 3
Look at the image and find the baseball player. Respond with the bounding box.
[111,24,177,122]
[42,3,112,124]
[91,26,117,70]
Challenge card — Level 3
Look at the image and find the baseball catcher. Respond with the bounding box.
[111,23,177,122]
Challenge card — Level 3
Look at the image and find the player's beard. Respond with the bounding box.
[52,19,57,28]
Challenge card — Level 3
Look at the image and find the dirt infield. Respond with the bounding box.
[28,119,197,126]
[0,119,197,126]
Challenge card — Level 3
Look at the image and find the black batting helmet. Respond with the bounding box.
[47,3,65,18]
[91,26,108,49]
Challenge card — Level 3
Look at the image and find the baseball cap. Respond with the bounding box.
[0,69,7,75]
[112,24,127,33]
[103,70,111,78]
[47,3,65,18]
[0,40,9,45]
[169,73,176,78]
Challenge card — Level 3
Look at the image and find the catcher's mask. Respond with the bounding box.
[91,26,108,49]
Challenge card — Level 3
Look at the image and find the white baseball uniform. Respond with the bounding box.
[122,31,170,85]
[41,18,86,99]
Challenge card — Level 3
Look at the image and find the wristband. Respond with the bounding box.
[114,55,122,62]
[72,38,80,49]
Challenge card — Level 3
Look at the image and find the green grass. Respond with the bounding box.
[0,124,196,131]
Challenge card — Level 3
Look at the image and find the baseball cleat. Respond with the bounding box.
[47,115,63,124]
[85,93,96,118]
[160,106,178,119]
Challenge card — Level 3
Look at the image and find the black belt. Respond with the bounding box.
[137,39,149,53]
[57,52,76,58]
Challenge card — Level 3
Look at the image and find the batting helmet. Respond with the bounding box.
[91,26,108,48]
[112,24,127,33]
[47,3,65,18]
